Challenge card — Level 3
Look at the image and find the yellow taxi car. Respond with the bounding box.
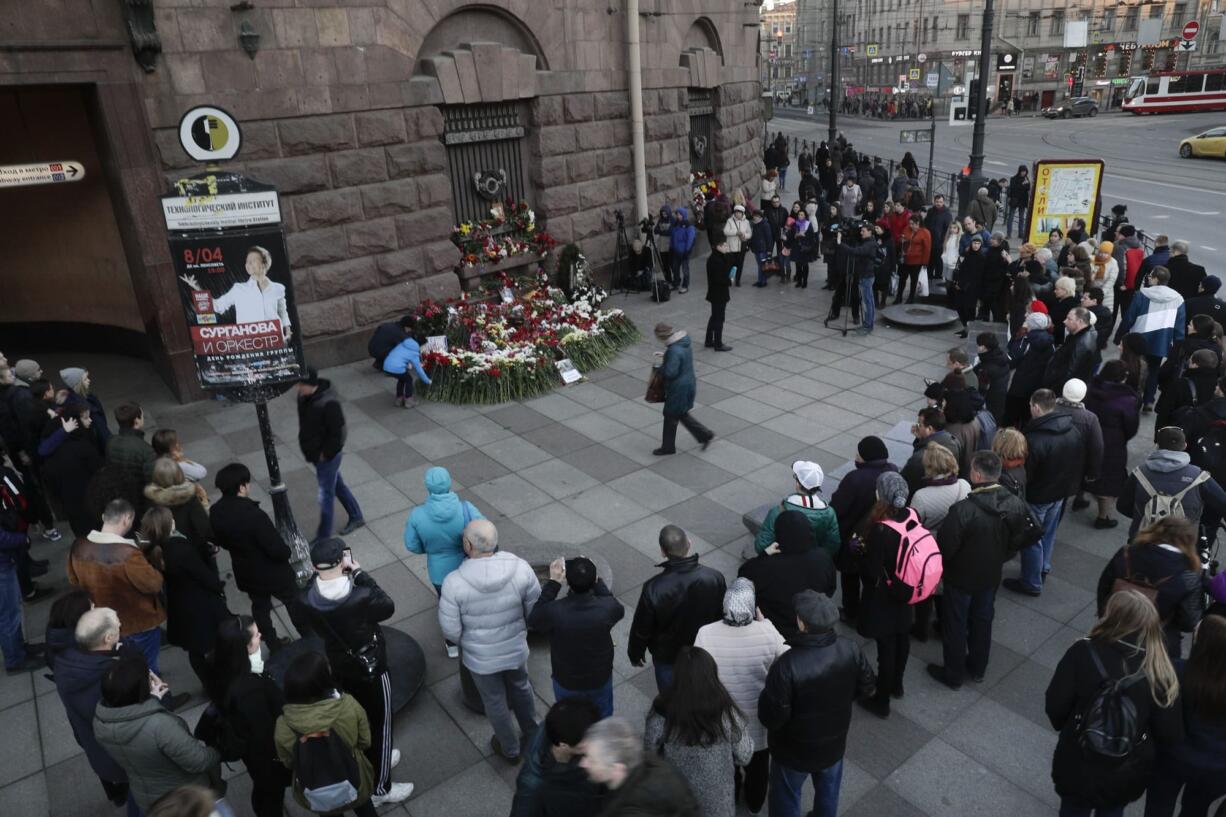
[1179,127,1226,158]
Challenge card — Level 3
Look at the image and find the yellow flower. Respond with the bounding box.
[459,224,472,235]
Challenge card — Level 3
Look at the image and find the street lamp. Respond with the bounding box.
[966,0,995,206]
[829,0,839,145]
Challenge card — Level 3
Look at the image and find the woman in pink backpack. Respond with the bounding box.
[855,471,923,719]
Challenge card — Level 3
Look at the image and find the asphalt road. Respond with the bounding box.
[769,110,1226,272]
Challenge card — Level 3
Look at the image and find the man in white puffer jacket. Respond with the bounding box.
[439,519,541,761]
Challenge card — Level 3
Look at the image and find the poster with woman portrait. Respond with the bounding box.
[169,225,305,389]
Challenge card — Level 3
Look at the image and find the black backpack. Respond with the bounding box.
[1190,419,1226,487]
[292,727,363,813]
[193,699,246,763]
[1074,643,1147,761]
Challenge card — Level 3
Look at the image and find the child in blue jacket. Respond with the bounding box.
[382,335,432,407]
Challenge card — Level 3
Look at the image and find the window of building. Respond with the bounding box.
[687,89,715,175]
[785,23,792,34]
[785,44,792,58]
[922,18,928,43]
[1051,10,1064,35]
[1124,6,1139,30]
[1148,5,1164,19]
[443,104,528,225]
[957,13,970,39]
[1027,12,1040,36]
[1101,8,1115,30]
[1173,4,1187,28]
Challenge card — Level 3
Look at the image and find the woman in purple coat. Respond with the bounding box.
[1082,360,1141,529]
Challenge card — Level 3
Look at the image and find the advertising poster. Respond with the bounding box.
[1026,159,1105,248]
[169,225,305,389]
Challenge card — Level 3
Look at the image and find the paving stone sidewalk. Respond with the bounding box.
[0,259,1157,817]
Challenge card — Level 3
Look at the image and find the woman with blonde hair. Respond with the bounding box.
[992,428,1027,498]
[909,444,969,643]
[1096,516,1204,657]
[144,457,213,551]
[1045,590,1184,817]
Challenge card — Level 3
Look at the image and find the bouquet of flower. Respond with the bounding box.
[691,171,721,220]
[410,268,637,404]
[452,200,557,267]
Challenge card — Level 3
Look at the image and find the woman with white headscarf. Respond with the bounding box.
[694,577,788,815]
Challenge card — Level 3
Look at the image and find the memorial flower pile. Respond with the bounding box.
[691,171,721,214]
[451,200,557,267]
[413,269,638,404]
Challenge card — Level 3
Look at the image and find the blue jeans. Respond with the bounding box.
[671,252,691,289]
[653,662,674,693]
[1059,801,1123,817]
[125,627,162,675]
[314,451,363,540]
[0,567,27,669]
[859,277,876,329]
[1021,500,1064,591]
[941,585,996,684]
[755,251,771,284]
[768,757,843,817]
[778,167,788,191]
[1143,354,1164,406]
[552,677,614,718]
[1004,204,1027,237]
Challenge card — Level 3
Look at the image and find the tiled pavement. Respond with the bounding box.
[0,259,1160,817]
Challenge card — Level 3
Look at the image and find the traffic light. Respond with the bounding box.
[969,78,981,108]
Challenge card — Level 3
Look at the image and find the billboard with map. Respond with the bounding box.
[1026,159,1105,247]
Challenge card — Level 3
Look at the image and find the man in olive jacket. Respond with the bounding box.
[928,452,1035,690]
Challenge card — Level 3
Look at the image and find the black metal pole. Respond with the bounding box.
[255,400,313,586]
[927,106,936,200]
[829,0,839,146]
[966,0,994,198]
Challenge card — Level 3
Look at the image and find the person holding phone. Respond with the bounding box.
[299,538,413,807]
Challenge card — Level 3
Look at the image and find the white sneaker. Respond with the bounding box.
[390,748,401,769]
[371,782,414,806]
[446,643,460,659]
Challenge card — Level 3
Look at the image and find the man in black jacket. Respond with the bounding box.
[628,524,725,692]
[367,315,412,371]
[972,332,1010,423]
[830,436,898,622]
[579,717,699,817]
[210,462,312,649]
[704,242,734,352]
[929,452,1034,689]
[738,510,836,640]
[1007,389,1084,597]
[1166,240,1206,300]
[528,556,624,717]
[1004,165,1030,240]
[758,590,875,817]
[763,195,788,261]
[825,223,877,327]
[923,194,954,280]
[512,698,605,817]
[300,538,412,806]
[1185,274,1226,326]
[297,367,364,541]
[1044,307,1098,392]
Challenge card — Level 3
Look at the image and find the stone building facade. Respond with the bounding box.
[0,0,764,400]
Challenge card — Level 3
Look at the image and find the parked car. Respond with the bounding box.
[1179,126,1226,158]
[1043,97,1099,119]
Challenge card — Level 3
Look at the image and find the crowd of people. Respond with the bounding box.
[2,140,1226,817]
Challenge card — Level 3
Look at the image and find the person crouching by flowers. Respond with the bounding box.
[652,323,714,456]
[382,321,432,408]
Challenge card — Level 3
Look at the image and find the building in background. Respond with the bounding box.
[0,1,764,400]
[761,1,803,103]
[794,0,1223,112]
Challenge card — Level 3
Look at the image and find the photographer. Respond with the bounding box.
[300,538,413,807]
[825,222,878,333]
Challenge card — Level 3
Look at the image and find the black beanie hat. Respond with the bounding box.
[858,436,889,462]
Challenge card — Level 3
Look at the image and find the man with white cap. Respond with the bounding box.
[723,204,753,287]
[752,461,840,561]
[758,590,875,817]
[1054,378,1104,517]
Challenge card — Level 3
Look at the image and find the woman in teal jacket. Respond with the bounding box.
[653,322,714,456]
[404,466,483,657]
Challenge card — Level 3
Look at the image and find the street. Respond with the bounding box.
[771,110,1226,272]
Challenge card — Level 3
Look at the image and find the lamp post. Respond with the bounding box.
[966,0,995,202]
[829,0,839,145]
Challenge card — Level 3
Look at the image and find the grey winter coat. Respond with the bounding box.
[438,550,541,674]
[643,710,753,817]
[968,192,998,230]
[93,698,220,811]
